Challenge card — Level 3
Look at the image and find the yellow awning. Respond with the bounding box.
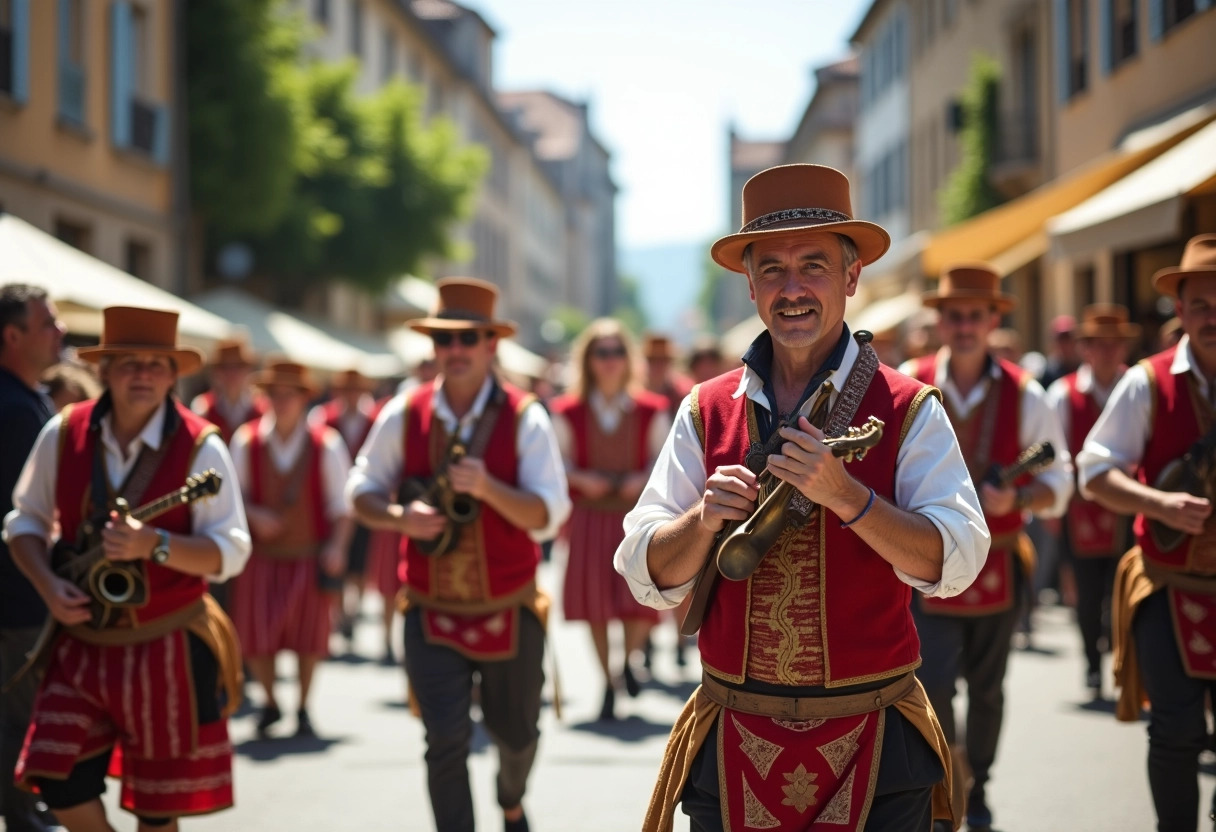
[921,105,1216,277]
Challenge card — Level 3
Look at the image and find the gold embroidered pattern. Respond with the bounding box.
[741,773,781,829]
[817,716,867,778]
[1190,632,1213,655]
[1182,597,1208,624]
[780,763,819,813]
[732,714,784,779]
[818,767,855,825]
[772,717,826,732]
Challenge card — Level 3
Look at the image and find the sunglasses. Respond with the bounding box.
[431,330,493,348]
[591,346,628,360]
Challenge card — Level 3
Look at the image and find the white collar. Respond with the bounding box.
[256,413,308,444]
[732,333,861,414]
[1170,334,1198,377]
[434,374,495,429]
[933,347,1002,388]
[589,389,634,412]
[101,398,168,454]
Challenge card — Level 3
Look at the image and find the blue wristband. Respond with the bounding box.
[840,487,876,528]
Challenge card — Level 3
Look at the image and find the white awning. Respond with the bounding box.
[1049,119,1216,257]
[0,213,234,345]
[192,287,403,378]
[846,290,923,334]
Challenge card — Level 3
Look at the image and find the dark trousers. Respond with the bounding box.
[1135,588,1216,832]
[680,706,943,831]
[912,603,1018,811]
[1073,555,1117,677]
[0,625,57,832]
[403,606,545,832]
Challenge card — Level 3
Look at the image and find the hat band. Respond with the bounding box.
[435,310,493,324]
[739,207,851,234]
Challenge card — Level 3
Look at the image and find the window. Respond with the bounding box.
[131,5,150,97]
[313,0,329,24]
[943,0,957,28]
[54,218,91,253]
[380,27,395,82]
[58,0,86,124]
[349,0,363,56]
[1110,0,1138,66]
[1164,0,1196,32]
[1067,0,1088,96]
[125,239,152,279]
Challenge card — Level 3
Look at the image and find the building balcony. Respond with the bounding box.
[59,63,86,126]
[990,108,1043,197]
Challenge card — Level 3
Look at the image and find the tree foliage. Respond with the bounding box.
[939,55,1005,226]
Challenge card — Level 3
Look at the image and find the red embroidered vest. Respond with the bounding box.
[245,423,333,553]
[320,399,377,458]
[551,390,666,511]
[197,390,266,444]
[56,399,213,626]
[1135,347,1216,574]
[1063,370,1126,557]
[696,364,931,687]
[400,380,541,604]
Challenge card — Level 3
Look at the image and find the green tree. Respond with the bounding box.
[939,55,1005,225]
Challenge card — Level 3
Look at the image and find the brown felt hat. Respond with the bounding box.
[408,277,517,337]
[251,359,319,396]
[76,307,204,376]
[923,263,1016,314]
[209,338,257,368]
[1078,304,1140,339]
[331,368,375,392]
[1153,234,1216,298]
[642,333,677,360]
[711,164,890,274]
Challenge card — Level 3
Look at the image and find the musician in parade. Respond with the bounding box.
[4,306,250,832]
[550,318,670,721]
[1079,233,1216,832]
[1044,304,1139,699]
[189,338,267,444]
[901,265,1072,832]
[616,163,989,831]
[347,277,570,832]
[228,360,353,739]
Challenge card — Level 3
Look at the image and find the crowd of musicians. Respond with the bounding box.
[0,163,1214,832]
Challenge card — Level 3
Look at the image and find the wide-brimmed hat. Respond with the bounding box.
[251,359,319,396]
[408,277,517,337]
[923,263,1016,314]
[711,164,891,274]
[1078,304,1141,339]
[208,338,257,369]
[642,333,677,360]
[77,307,204,376]
[1153,234,1216,298]
[330,368,375,392]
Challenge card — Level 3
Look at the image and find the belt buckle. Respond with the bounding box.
[782,697,798,718]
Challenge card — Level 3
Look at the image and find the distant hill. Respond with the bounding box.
[620,242,705,338]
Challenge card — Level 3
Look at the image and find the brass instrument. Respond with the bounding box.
[398,432,481,557]
[1150,436,1216,553]
[53,470,223,629]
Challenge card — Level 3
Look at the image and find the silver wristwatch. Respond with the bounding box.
[151,529,171,564]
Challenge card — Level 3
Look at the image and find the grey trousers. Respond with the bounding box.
[403,606,545,832]
[1,625,58,832]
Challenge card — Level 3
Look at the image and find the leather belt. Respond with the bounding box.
[700,672,916,719]
[1144,558,1216,595]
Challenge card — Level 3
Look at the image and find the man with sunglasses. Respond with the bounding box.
[347,277,570,832]
[901,264,1071,832]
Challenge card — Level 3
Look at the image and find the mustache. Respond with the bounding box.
[770,297,822,316]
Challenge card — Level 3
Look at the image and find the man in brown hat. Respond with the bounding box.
[1045,304,1140,700]
[347,277,570,832]
[617,164,989,831]
[1079,233,1216,832]
[642,333,694,420]
[190,338,267,444]
[901,264,1071,832]
[4,306,250,830]
[228,360,353,739]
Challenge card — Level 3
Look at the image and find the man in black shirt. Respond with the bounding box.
[0,284,63,832]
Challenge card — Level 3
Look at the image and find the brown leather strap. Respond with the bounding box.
[1143,558,1216,594]
[700,671,917,719]
[65,598,206,646]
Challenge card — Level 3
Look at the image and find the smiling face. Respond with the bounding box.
[745,231,861,353]
[104,352,178,416]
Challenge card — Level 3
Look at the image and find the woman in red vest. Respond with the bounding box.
[551,320,671,720]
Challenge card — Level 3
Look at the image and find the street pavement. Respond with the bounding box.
[92,551,1215,832]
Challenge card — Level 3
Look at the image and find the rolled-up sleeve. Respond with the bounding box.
[1077,364,1152,497]
[345,394,406,506]
[891,396,990,598]
[516,401,571,542]
[1020,378,1074,518]
[615,395,703,609]
[191,434,252,582]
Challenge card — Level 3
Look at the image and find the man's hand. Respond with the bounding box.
[767,418,857,511]
[246,505,285,540]
[700,464,759,533]
[1152,491,1213,536]
[319,541,346,578]
[573,471,615,500]
[980,482,1018,517]
[448,457,490,500]
[101,511,157,562]
[401,500,449,541]
[40,575,92,626]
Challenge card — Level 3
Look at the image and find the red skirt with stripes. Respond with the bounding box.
[229,554,333,657]
[16,632,233,817]
[562,505,660,624]
[366,529,404,598]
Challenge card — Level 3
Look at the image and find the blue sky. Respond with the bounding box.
[469,0,869,250]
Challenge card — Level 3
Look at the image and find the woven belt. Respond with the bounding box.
[701,672,916,719]
[1144,558,1216,595]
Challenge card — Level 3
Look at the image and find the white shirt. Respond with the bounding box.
[345,375,572,542]
[616,334,990,610]
[550,390,672,468]
[1044,363,1124,449]
[3,400,253,582]
[899,348,1074,518]
[1078,335,1205,497]
[308,395,377,452]
[191,390,256,432]
[229,416,352,521]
